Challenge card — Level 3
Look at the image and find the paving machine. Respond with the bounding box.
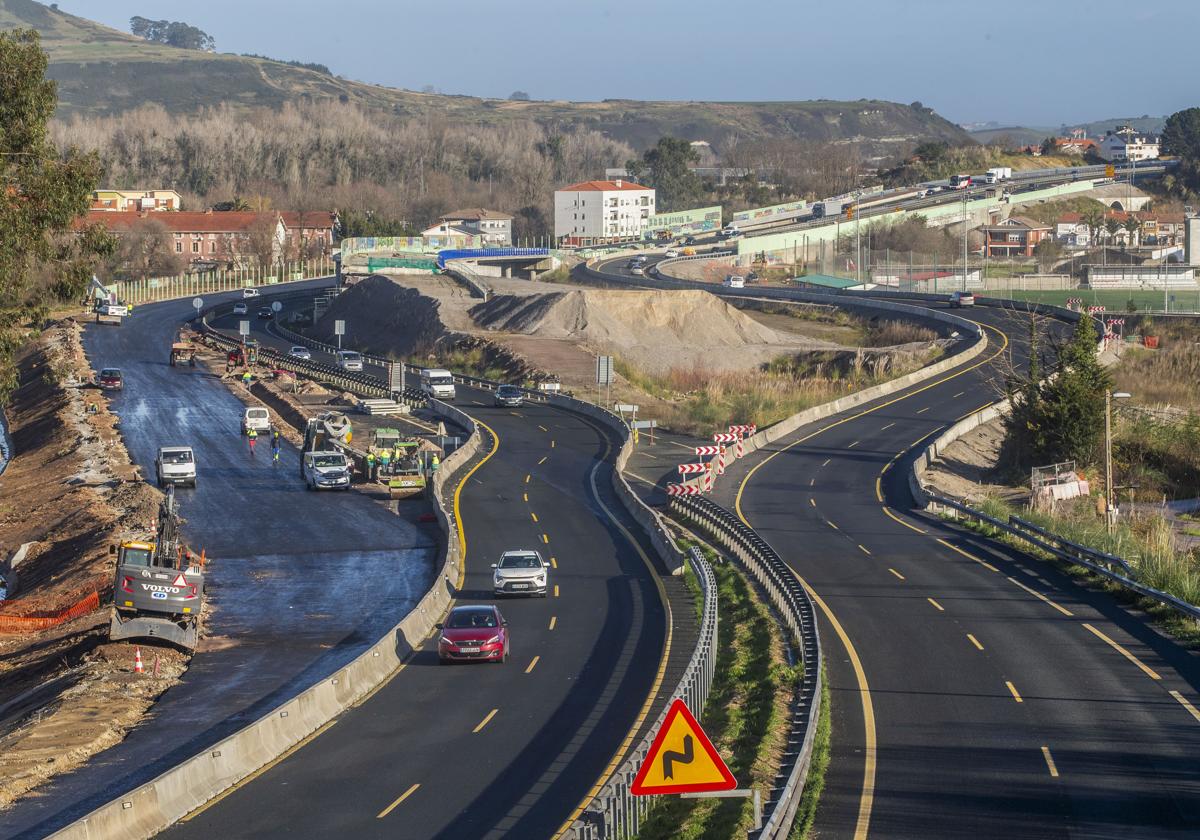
[369,427,427,499]
[109,486,205,649]
[170,342,197,367]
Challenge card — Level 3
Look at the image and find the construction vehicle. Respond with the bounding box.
[369,427,427,499]
[109,486,205,649]
[170,342,197,367]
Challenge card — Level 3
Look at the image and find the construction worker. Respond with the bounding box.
[366,450,376,480]
[247,427,258,456]
[378,447,392,475]
[431,453,440,474]
[241,369,252,389]
[271,428,281,464]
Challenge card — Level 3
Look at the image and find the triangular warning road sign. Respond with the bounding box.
[631,698,736,795]
[172,574,188,587]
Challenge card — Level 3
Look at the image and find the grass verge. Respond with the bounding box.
[637,551,799,839]
[789,663,831,839]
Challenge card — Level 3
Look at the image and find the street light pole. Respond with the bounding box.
[1105,391,1132,533]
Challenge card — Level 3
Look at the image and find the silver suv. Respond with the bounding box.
[492,550,550,597]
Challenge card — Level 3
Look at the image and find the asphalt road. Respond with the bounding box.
[0,279,437,839]
[156,292,667,838]
[584,255,1200,837]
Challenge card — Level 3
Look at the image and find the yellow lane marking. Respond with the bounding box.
[821,458,832,467]
[181,720,338,821]
[531,512,539,523]
[882,422,895,431]
[858,544,872,556]
[826,520,839,530]
[1041,747,1059,778]
[953,391,965,398]
[525,656,540,674]
[810,478,815,487]
[473,709,498,733]
[523,493,528,502]
[916,406,931,414]
[551,440,556,448]
[1007,576,1073,616]
[810,498,816,507]
[553,585,560,598]
[888,568,905,580]
[875,476,883,502]
[1006,681,1023,703]
[847,440,860,448]
[1081,623,1161,680]
[550,557,558,569]
[525,474,531,484]
[549,615,557,629]
[967,634,984,650]
[927,597,945,612]
[538,456,548,465]
[376,783,420,819]
[538,425,549,432]
[883,506,926,534]
[542,533,549,544]
[1170,691,1200,724]
[452,420,500,590]
[936,538,999,572]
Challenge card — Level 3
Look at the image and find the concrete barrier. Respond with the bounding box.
[51,404,482,840]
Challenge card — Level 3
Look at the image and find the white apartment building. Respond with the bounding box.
[554,180,655,245]
[1098,126,1161,162]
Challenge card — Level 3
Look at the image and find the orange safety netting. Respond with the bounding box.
[0,591,101,633]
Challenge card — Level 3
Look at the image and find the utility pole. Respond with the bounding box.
[962,188,969,291]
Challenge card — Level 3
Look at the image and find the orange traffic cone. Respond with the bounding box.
[134,646,144,674]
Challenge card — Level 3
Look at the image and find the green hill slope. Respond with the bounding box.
[1,0,973,153]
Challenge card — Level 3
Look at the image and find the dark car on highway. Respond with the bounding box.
[98,368,123,390]
[438,605,509,664]
[257,308,274,320]
[494,385,524,407]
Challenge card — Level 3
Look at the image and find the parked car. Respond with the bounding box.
[438,604,509,664]
[98,368,123,390]
[257,308,274,320]
[302,450,351,491]
[289,346,312,360]
[233,302,248,315]
[336,350,363,372]
[950,290,976,308]
[494,385,524,407]
[155,445,197,488]
[242,407,270,435]
[242,287,260,298]
[492,549,550,597]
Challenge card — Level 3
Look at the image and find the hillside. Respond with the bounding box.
[0,0,972,153]
[970,116,1166,147]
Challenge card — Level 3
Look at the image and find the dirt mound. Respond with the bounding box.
[470,289,831,373]
[310,275,448,358]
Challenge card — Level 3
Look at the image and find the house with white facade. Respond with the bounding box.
[554,180,655,246]
[1098,126,1161,162]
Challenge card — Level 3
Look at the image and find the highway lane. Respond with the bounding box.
[716,302,1200,839]
[161,293,668,838]
[0,280,436,839]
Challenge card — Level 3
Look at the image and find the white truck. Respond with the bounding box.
[985,167,1013,184]
[94,299,128,326]
[155,445,197,488]
[811,200,844,219]
[420,368,456,401]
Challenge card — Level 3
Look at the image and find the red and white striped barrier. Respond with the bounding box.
[695,445,725,456]
[678,463,708,475]
[666,484,701,496]
[715,449,725,476]
[728,424,757,436]
[713,432,738,443]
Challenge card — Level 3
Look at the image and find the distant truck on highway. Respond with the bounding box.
[948,174,974,189]
[811,199,844,219]
[985,167,1013,184]
[94,299,128,326]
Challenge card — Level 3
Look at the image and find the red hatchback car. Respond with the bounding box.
[438,605,509,664]
[98,368,123,390]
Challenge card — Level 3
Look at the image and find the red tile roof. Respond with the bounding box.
[280,211,336,229]
[558,180,652,192]
[78,210,276,233]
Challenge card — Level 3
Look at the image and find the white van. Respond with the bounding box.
[155,446,196,488]
[336,350,363,372]
[303,451,351,491]
[242,407,270,435]
[723,275,745,289]
[420,368,456,401]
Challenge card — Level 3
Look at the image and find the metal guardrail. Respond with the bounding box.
[668,496,822,840]
[927,492,1200,623]
[565,546,717,840]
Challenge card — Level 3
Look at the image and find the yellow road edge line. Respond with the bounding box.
[1170,690,1200,724]
[452,420,500,589]
[883,505,926,534]
[473,708,498,733]
[888,568,905,580]
[1081,623,1162,680]
[875,477,883,502]
[1041,746,1059,778]
[937,538,999,572]
[553,414,674,838]
[967,633,984,650]
[1006,681,1023,703]
[525,655,540,674]
[927,597,945,612]
[181,720,338,822]
[1007,575,1074,617]
[376,783,420,819]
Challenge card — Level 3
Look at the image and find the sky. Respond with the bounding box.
[53,0,1198,127]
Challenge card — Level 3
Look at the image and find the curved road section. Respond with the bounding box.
[0,282,434,839]
[155,291,667,838]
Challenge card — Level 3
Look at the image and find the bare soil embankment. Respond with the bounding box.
[0,321,188,809]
